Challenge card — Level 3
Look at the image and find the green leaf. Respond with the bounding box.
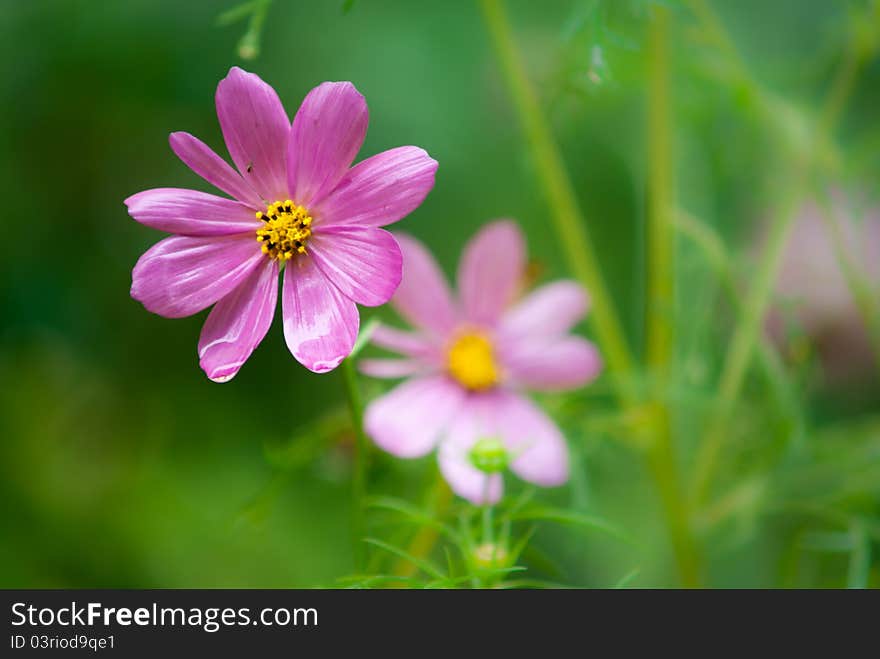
[337,574,423,589]
[262,406,349,470]
[612,567,641,589]
[509,506,632,544]
[363,537,446,580]
[507,526,537,564]
[847,520,871,589]
[365,495,461,543]
[496,578,573,589]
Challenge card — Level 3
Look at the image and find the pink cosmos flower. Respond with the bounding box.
[361,221,602,504]
[127,67,437,381]
[769,191,880,382]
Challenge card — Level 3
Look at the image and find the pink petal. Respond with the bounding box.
[359,358,430,379]
[312,146,437,228]
[281,256,359,373]
[287,82,368,208]
[391,233,458,336]
[308,226,402,307]
[364,375,464,458]
[215,67,291,203]
[168,132,264,209]
[457,220,526,326]
[370,324,442,364]
[493,391,569,487]
[125,188,261,236]
[500,336,602,391]
[498,280,589,339]
[198,259,279,383]
[131,234,264,318]
[437,397,504,505]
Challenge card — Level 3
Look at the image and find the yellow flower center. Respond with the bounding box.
[447,332,499,391]
[255,200,313,261]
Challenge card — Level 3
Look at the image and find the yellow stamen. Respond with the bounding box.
[447,332,499,391]
[255,200,313,261]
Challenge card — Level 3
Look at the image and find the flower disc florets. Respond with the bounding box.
[256,200,313,261]
[447,332,498,390]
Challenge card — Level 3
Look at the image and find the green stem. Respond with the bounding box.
[675,209,804,447]
[817,22,862,138]
[341,357,368,570]
[479,0,635,399]
[480,0,702,585]
[392,472,452,578]
[482,475,495,547]
[645,6,701,587]
[847,518,871,589]
[646,5,675,376]
[237,0,272,60]
[685,0,866,506]
[690,184,803,504]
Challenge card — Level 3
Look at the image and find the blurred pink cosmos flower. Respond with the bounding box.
[769,192,880,382]
[362,221,602,504]
[127,67,437,381]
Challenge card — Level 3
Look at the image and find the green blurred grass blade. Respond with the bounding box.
[612,567,641,589]
[216,0,259,26]
[847,520,871,589]
[509,506,632,544]
[363,537,446,580]
[366,495,461,543]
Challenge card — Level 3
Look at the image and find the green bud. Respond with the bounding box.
[472,543,509,570]
[469,437,508,474]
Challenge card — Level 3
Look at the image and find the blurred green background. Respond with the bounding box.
[1,0,878,587]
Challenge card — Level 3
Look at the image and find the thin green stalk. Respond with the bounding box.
[238,0,271,60]
[644,6,701,587]
[646,5,675,376]
[686,0,865,505]
[479,0,635,398]
[685,0,750,84]
[675,209,804,445]
[817,22,862,138]
[690,184,803,504]
[392,473,452,578]
[647,431,702,585]
[847,519,871,589]
[341,357,368,570]
[480,0,702,585]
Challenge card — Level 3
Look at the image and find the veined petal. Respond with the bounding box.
[125,188,261,236]
[198,259,278,383]
[168,132,264,209]
[498,280,589,340]
[371,324,441,361]
[313,146,437,228]
[288,81,368,208]
[359,358,430,379]
[500,336,602,391]
[281,256,359,373]
[457,220,525,326]
[391,233,458,336]
[131,234,264,318]
[216,67,290,203]
[437,396,504,505]
[493,391,568,487]
[364,375,464,458]
[308,226,402,307]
